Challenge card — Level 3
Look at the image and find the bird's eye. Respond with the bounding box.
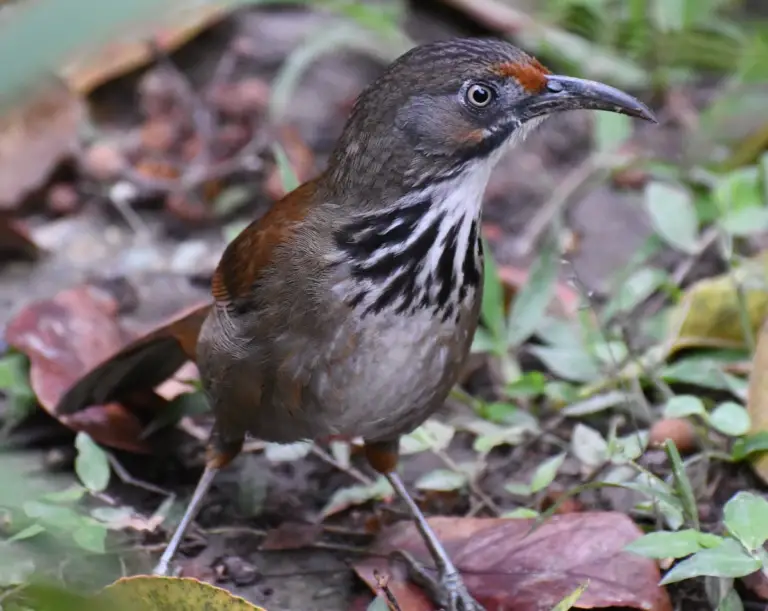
[465,83,494,108]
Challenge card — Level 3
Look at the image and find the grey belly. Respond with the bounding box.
[246,306,477,443]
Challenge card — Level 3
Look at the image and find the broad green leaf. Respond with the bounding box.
[664,395,706,419]
[714,167,767,237]
[415,468,467,492]
[717,588,744,611]
[400,420,456,454]
[721,207,768,237]
[479,401,522,424]
[471,327,497,354]
[661,358,741,392]
[625,529,711,559]
[603,267,668,320]
[23,501,82,531]
[504,481,532,496]
[506,371,547,399]
[660,539,761,585]
[561,390,633,417]
[723,491,768,550]
[530,452,566,493]
[644,181,699,254]
[528,345,601,383]
[507,237,559,347]
[502,507,539,519]
[74,432,110,492]
[321,476,393,518]
[571,423,607,467]
[43,485,87,503]
[710,402,751,437]
[732,432,768,461]
[610,431,648,464]
[72,521,107,553]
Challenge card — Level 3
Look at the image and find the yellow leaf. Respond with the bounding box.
[98,575,267,611]
[747,319,768,484]
[665,254,768,355]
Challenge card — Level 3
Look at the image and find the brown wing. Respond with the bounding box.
[211,176,322,306]
[56,302,211,415]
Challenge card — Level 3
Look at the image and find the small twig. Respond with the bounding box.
[515,154,606,257]
[203,526,268,538]
[433,449,501,516]
[374,569,404,611]
[106,452,172,496]
[310,443,374,486]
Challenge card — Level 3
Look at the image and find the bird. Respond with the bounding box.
[150,37,656,610]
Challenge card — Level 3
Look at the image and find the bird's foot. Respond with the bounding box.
[393,550,484,611]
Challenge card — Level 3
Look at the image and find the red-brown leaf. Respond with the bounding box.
[5,284,147,452]
[354,513,672,611]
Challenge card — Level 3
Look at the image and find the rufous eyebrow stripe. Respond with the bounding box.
[492,58,551,93]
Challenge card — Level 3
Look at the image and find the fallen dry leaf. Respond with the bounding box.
[666,253,768,355]
[5,283,210,452]
[55,301,210,417]
[0,211,40,259]
[0,80,84,210]
[354,513,672,611]
[747,318,768,484]
[61,7,227,95]
[5,284,148,452]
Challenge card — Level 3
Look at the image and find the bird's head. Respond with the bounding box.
[327,38,655,197]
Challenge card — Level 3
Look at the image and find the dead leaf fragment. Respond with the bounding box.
[354,513,672,611]
[666,254,768,355]
[0,80,84,210]
[260,522,322,551]
[5,284,148,452]
[747,319,768,483]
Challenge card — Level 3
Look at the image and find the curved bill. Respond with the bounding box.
[521,74,657,123]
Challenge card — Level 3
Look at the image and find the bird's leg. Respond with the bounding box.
[152,440,241,576]
[365,441,484,611]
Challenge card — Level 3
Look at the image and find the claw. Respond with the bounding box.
[392,550,484,611]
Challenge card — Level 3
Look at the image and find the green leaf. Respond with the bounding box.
[22,501,82,531]
[415,468,467,492]
[561,390,633,417]
[506,371,547,399]
[660,539,761,585]
[625,529,712,559]
[551,581,589,611]
[507,237,558,347]
[271,141,300,194]
[665,440,700,530]
[710,402,751,437]
[530,452,566,493]
[721,207,768,237]
[664,395,706,419]
[571,423,607,467]
[42,485,87,503]
[528,345,601,383]
[264,441,312,462]
[717,588,744,611]
[480,242,506,347]
[502,507,539,519]
[7,523,45,543]
[400,420,456,454]
[723,491,768,551]
[367,596,391,611]
[661,358,739,391]
[504,481,532,496]
[603,267,668,320]
[471,327,497,354]
[479,401,522,424]
[644,181,699,254]
[321,476,393,518]
[594,111,632,153]
[72,521,107,553]
[714,167,768,237]
[74,432,110,492]
[732,431,768,461]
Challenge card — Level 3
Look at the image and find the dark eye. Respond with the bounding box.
[465,83,494,108]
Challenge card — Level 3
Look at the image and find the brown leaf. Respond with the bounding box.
[0,212,40,259]
[0,80,84,210]
[747,318,768,484]
[666,253,768,355]
[5,284,148,452]
[55,301,210,418]
[61,7,227,95]
[354,513,672,611]
[260,522,322,551]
